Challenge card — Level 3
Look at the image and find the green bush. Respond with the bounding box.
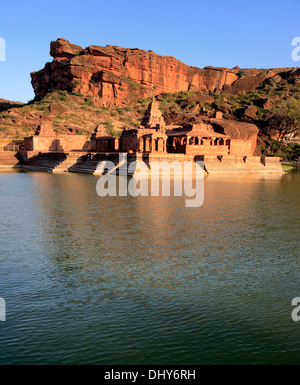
[75,128,85,135]
[71,91,83,97]
[116,108,125,115]
[84,98,94,107]
[122,77,140,91]
[101,120,120,137]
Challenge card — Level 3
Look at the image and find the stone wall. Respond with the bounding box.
[229,139,252,157]
[185,144,229,156]
[132,154,283,174]
[24,135,90,152]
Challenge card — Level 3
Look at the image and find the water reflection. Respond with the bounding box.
[0,171,299,364]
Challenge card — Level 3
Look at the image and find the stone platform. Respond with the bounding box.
[18,151,284,175]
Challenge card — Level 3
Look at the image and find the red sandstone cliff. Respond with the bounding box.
[32,38,296,107]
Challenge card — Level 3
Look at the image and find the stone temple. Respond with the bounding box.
[20,98,282,174]
[117,98,252,157]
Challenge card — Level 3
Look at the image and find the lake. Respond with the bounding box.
[0,169,299,364]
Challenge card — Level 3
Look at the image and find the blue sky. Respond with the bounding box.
[0,0,299,102]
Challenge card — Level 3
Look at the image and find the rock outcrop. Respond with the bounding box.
[31,39,299,108]
[206,118,260,156]
[31,39,241,106]
[0,98,24,113]
[31,39,240,106]
[26,39,235,106]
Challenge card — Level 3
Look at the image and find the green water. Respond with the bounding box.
[0,170,299,364]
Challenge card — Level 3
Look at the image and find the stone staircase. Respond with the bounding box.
[68,157,101,174]
[68,153,121,174]
[53,152,89,173]
[0,152,19,169]
[21,153,68,172]
[68,153,149,176]
[19,152,119,174]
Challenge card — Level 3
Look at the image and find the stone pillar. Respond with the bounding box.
[145,137,150,152]
[138,137,143,152]
[158,138,164,152]
[114,138,119,151]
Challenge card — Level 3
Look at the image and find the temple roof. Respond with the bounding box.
[142,98,166,128]
[92,124,115,138]
[34,123,55,136]
[166,129,227,138]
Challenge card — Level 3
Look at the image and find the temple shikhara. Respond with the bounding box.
[20,98,282,174]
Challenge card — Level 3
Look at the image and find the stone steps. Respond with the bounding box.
[22,152,67,172]
[0,152,19,168]
[19,152,96,173]
[20,165,53,172]
[53,154,85,172]
[68,160,100,174]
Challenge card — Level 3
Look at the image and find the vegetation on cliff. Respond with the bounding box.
[153,80,300,160]
[0,84,299,160]
[0,91,146,139]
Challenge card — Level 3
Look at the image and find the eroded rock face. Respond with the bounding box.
[31,38,299,111]
[31,38,243,106]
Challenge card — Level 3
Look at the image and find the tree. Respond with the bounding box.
[270,98,300,140]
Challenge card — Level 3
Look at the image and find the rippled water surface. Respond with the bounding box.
[0,170,299,364]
